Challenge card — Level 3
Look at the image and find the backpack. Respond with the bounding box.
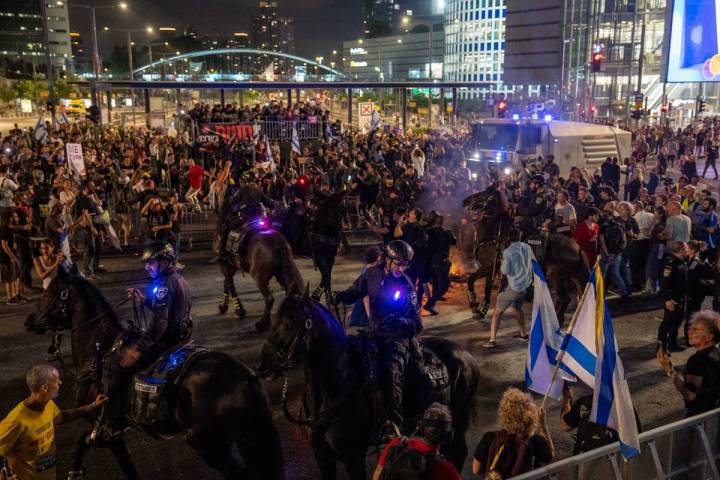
[380,437,436,480]
[482,431,533,479]
[604,222,627,254]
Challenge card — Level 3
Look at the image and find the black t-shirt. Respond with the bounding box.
[74,194,97,217]
[473,431,552,475]
[146,208,170,230]
[0,227,15,264]
[684,346,720,417]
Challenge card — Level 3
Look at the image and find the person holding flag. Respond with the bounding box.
[554,261,641,459]
[291,123,301,157]
[370,108,382,133]
[34,118,48,144]
[265,136,277,174]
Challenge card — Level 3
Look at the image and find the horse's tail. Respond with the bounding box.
[274,237,304,294]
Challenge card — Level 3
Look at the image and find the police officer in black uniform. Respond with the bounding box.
[308,186,344,301]
[515,174,550,238]
[658,241,688,352]
[215,172,278,261]
[425,214,457,314]
[100,241,192,440]
[332,240,421,436]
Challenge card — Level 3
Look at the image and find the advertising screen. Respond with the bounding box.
[667,0,720,82]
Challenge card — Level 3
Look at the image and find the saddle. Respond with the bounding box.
[347,332,451,404]
[129,342,209,435]
[225,218,269,267]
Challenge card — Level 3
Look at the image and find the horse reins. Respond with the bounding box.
[279,312,314,426]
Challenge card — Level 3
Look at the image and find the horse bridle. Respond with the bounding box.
[36,287,71,332]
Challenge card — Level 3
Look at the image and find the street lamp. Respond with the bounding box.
[102,25,154,79]
[69,1,129,79]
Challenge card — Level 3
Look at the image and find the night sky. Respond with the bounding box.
[69,0,363,62]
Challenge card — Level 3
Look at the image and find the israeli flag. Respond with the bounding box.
[370,109,381,132]
[264,137,276,173]
[57,112,70,125]
[525,260,570,400]
[291,122,301,155]
[561,264,640,459]
[59,226,73,271]
[34,118,48,144]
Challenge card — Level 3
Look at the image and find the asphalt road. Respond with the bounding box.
[0,244,698,480]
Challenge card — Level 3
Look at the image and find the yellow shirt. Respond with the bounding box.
[0,400,61,480]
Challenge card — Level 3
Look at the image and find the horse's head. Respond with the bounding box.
[25,268,74,334]
[257,285,310,379]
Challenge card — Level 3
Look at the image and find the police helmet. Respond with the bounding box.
[529,174,545,186]
[385,240,414,263]
[141,241,176,263]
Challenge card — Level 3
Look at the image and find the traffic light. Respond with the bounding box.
[698,98,706,114]
[660,104,669,113]
[591,52,603,72]
[497,100,508,118]
[86,105,100,124]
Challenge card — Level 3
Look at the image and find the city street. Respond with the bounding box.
[0,247,693,479]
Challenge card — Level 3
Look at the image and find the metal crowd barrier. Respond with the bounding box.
[193,118,324,142]
[513,408,720,480]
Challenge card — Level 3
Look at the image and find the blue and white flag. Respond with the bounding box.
[525,260,570,400]
[59,226,73,272]
[370,109,382,132]
[264,137,276,173]
[34,118,48,144]
[561,264,640,459]
[57,112,70,125]
[291,123,301,154]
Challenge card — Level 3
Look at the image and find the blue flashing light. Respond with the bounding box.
[544,114,553,122]
[393,290,401,301]
[152,285,159,296]
[512,114,520,121]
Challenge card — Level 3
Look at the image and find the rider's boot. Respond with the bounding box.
[218,293,230,314]
[232,296,246,319]
[67,467,86,480]
[310,285,325,301]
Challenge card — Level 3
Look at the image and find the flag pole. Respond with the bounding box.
[540,258,599,408]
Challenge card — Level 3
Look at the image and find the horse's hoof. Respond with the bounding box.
[218,304,228,314]
[235,308,246,319]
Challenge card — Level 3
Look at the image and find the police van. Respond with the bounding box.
[465,118,632,177]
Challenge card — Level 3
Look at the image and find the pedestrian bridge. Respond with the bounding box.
[132,48,345,79]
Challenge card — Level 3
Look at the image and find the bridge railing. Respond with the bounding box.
[512,407,720,480]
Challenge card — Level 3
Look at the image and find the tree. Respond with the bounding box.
[13,80,38,102]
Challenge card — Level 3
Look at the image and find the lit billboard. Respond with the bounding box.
[666,0,720,82]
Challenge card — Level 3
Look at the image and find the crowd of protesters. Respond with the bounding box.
[0,101,720,478]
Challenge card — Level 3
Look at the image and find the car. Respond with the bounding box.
[66,99,86,115]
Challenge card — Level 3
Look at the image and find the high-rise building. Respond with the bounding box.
[276,16,295,75]
[250,1,295,75]
[443,0,509,98]
[0,0,71,78]
[158,27,177,40]
[69,31,90,75]
[363,0,399,37]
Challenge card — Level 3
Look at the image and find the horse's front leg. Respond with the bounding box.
[109,438,141,480]
[66,435,90,480]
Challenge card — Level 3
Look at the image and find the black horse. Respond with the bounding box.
[25,270,284,480]
[464,187,590,324]
[257,289,483,480]
[463,186,513,319]
[308,192,345,300]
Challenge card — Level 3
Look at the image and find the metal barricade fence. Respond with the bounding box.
[193,119,324,142]
[513,407,720,480]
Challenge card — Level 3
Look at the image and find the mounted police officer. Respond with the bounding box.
[331,240,421,439]
[98,241,192,441]
[515,174,551,239]
[215,172,278,262]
